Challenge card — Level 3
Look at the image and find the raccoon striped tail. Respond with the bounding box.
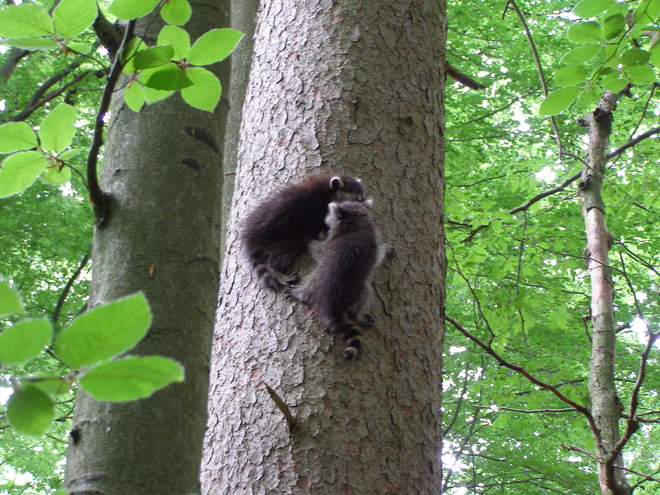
[252,260,300,291]
[330,320,365,360]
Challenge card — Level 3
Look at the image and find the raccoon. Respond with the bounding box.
[241,174,365,290]
[287,199,388,360]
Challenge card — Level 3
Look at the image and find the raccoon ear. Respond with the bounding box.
[329,176,345,190]
[364,198,374,208]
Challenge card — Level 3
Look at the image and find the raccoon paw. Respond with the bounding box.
[284,272,301,285]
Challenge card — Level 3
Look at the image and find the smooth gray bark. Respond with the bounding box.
[202,0,446,493]
[220,0,259,257]
[63,3,230,494]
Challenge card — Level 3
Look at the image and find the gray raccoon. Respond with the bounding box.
[288,199,388,360]
[241,174,365,290]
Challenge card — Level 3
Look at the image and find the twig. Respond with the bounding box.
[605,126,660,160]
[53,253,90,323]
[561,443,600,461]
[11,70,93,123]
[504,0,562,158]
[264,383,297,429]
[509,172,581,214]
[445,315,599,436]
[87,20,135,226]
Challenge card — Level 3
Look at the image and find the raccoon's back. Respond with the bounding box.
[309,230,379,310]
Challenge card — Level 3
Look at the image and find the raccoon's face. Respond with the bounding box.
[329,176,365,203]
[325,200,371,231]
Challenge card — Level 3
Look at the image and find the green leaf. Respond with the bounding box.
[52,0,97,38]
[539,86,581,115]
[143,86,175,104]
[650,41,660,66]
[555,65,588,86]
[26,378,71,396]
[161,0,192,26]
[0,122,38,153]
[602,44,621,67]
[572,0,614,18]
[602,71,629,92]
[157,25,190,61]
[568,22,602,44]
[621,48,651,66]
[53,292,152,369]
[121,37,147,74]
[79,355,185,402]
[40,164,72,186]
[67,42,92,54]
[124,81,145,112]
[108,0,160,20]
[601,14,625,39]
[0,279,24,317]
[0,3,54,38]
[5,37,59,50]
[38,103,78,153]
[0,318,52,365]
[181,67,221,112]
[144,64,194,90]
[134,45,175,70]
[6,385,55,436]
[561,44,601,64]
[61,148,83,160]
[187,28,245,66]
[577,84,601,107]
[0,151,48,198]
[624,64,656,84]
[633,0,660,24]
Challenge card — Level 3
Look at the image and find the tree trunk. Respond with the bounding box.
[220,0,259,257]
[580,92,631,495]
[63,3,230,494]
[202,0,446,493]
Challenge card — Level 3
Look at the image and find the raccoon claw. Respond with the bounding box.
[363,314,375,329]
[285,272,301,285]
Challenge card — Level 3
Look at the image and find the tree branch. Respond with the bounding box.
[445,315,600,437]
[605,126,660,160]
[87,20,135,226]
[53,253,90,324]
[504,0,562,158]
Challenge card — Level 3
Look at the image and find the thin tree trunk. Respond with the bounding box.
[63,3,230,493]
[580,92,631,495]
[202,0,446,493]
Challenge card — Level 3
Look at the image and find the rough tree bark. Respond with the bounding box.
[202,0,446,493]
[579,91,632,495]
[63,3,230,494]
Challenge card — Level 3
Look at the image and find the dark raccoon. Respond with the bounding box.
[288,199,388,360]
[241,174,365,290]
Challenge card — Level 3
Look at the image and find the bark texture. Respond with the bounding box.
[580,92,631,495]
[63,3,230,494]
[202,0,445,493]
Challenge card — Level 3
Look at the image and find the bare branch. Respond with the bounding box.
[504,0,562,158]
[264,384,297,429]
[88,20,135,226]
[605,126,660,160]
[445,314,600,438]
[509,172,581,214]
[53,253,90,324]
[446,62,486,90]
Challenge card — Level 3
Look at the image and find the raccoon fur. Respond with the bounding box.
[241,174,365,290]
[287,199,388,360]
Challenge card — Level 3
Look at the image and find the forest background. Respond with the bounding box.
[1,0,659,494]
